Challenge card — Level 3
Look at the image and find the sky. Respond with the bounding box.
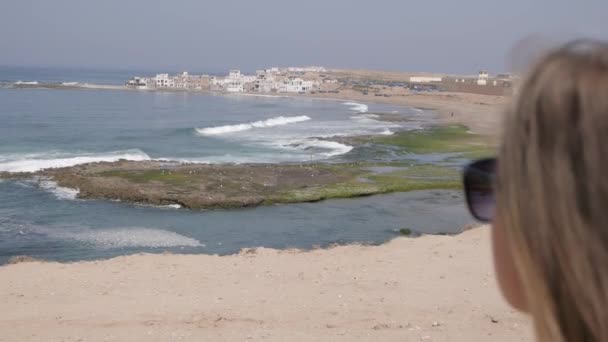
[1,0,607,74]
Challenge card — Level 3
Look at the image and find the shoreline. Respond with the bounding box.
[0,226,532,341]
[9,82,508,136]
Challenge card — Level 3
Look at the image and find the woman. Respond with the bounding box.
[464,40,608,341]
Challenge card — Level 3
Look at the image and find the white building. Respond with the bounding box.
[279,77,317,93]
[221,69,245,92]
[226,81,244,93]
[174,71,190,88]
[241,75,256,83]
[255,72,278,92]
[155,74,175,88]
[126,76,148,89]
[287,66,327,73]
[409,76,443,83]
[477,71,489,86]
[228,70,241,79]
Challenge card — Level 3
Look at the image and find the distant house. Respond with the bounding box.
[155,74,175,88]
[226,81,244,93]
[477,71,489,86]
[278,76,317,93]
[255,70,278,93]
[126,77,148,89]
[440,70,513,96]
[409,76,442,83]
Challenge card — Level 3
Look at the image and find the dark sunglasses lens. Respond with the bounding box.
[465,159,496,222]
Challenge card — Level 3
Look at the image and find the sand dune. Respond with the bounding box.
[0,227,532,341]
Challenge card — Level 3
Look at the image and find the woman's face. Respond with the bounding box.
[492,213,528,312]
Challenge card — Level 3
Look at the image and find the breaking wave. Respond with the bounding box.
[196,115,311,135]
[379,128,394,135]
[0,149,151,173]
[275,139,354,157]
[343,102,369,113]
[14,81,39,85]
[38,179,79,200]
[291,139,354,157]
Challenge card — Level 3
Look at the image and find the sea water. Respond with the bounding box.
[0,67,473,263]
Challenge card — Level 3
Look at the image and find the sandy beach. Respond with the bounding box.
[0,227,532,341]
[303,89,508,138]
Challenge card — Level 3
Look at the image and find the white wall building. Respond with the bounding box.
[477,71,489,86]
[226,81,244,93]
[409,76,443,83]
[228,70,241,79]
[279,77,317,93]
[287,66,327,73]
[126,76,148,89]
[155,74,175,88]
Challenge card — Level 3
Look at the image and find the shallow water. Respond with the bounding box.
[0,179,471,264]
[0,87,429,171]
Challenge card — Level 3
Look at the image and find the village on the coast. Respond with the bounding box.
[125,66,516,96]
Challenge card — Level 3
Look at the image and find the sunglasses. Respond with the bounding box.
[463,158,497,222]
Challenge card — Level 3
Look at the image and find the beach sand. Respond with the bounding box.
[0,227,532,341]
[304,89,509,138]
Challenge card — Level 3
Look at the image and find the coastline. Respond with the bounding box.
[0,78,525,342]
[10,82,508,137]
[0,226,532,341]
[1,83,499,210]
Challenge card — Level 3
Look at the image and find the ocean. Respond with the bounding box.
[0,66,473,263]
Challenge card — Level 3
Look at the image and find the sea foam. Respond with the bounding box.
[343,102,369,113]
[28,226,203,248]
[284,139,354,157]
[0,149,151,173]
[63,227,202,248]
[196,115,311,135]
[38,179,79,200]
[379,128,394,135]
[14,81,39,85]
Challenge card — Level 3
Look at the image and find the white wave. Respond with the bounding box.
[14,81,39,85]
[134,202,182,209]
[160,204,182,209]
[0,149,151,173]
[61,82,79,86]
[283,139,354,157]
[38,179,79,200]
[351,113,380,121]
[379,128,394,135]
[196,115,311,135]
[343,102,369,113]
[28,226,203,248]
[233,93,290,98]
[304,140,353,157]
[412,108,424,115]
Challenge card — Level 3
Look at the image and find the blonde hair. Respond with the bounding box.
[498,40,608,341]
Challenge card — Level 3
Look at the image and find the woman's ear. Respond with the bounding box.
[492,218,529,312]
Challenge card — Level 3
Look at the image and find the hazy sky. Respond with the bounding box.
[1,0,607,74]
